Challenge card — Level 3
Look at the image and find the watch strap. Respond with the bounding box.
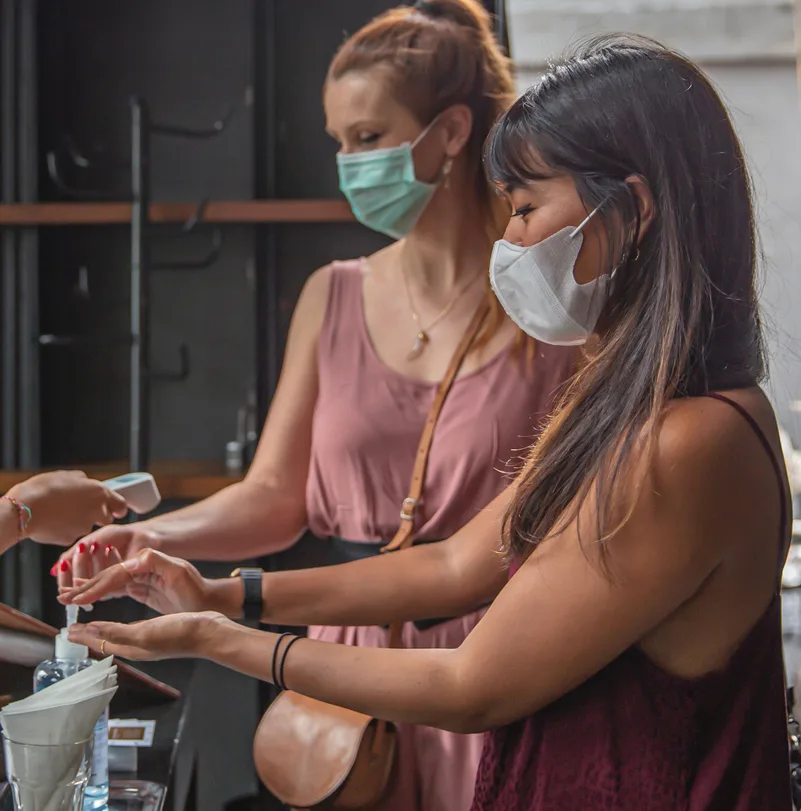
[233,568,263,622]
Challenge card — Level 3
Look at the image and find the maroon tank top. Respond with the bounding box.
[471,393,792,811]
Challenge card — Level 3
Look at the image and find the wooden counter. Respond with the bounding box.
[0,461,241,501]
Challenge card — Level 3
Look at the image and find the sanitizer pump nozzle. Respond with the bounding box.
[55,603,87,660]
[66,603,79,628]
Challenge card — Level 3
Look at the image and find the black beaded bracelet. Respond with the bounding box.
[277,636,302,691]
[271,633,293,688]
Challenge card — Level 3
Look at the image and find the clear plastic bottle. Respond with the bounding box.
[33,628,109,811]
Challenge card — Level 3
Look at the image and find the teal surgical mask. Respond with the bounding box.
[336,116,444,239]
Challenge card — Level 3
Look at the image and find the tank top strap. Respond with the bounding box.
[318,259,367,363]
[703,392,789,583]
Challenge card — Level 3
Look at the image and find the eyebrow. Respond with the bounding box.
[503,179,544,195]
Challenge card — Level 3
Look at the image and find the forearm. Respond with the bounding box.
[206,507,508,627]
[0,501,20,554]
[202,621,474,732]
[144,480,306,561]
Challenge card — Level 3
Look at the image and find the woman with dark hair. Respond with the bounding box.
[63,35,792,809]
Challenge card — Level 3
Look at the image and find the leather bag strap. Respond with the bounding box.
[370,299,490,758]
[382,299,491,557]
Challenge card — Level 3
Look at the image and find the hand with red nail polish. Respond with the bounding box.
[58,548,215,616]
[58,521,162,592]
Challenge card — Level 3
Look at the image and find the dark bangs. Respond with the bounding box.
[484,94,560,189]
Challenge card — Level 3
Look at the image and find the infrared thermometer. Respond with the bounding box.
[102,472,161,515]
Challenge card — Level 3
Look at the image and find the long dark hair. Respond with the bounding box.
[486,35,765,559]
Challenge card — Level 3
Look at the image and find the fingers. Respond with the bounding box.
[72,542,93,581]
[107,490,129,520]
[55,526,126,581]
[106,545,124,567]
[55,541,97,588]
[55,557,73,589]
[59,559,133,606]
[67,622,153,661]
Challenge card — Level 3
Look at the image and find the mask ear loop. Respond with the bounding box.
[570,201,605,239]
[410,111,444,150]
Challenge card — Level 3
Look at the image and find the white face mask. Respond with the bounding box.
[489,204,613,346]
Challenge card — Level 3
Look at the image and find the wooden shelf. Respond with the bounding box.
[0,460,241,501]
[0,199,354,226]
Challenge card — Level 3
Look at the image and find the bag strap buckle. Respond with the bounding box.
[399,498,418,522]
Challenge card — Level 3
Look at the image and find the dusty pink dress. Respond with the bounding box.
[305,260,575,811]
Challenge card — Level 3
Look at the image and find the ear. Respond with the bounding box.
[440,104,473,158]
[625,175,656,242]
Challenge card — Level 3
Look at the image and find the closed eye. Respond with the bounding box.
[512,204,534,219]
[359,132,382,146]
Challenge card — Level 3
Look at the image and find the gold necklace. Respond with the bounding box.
[402,267,482,360]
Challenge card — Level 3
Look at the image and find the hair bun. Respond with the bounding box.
[413,0,492,36]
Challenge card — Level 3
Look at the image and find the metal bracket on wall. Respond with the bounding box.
[38,333,131,347]
[151,105,235,139]
[152,199,224,271]
[37,101,237,472]
[45,147,129,201]
[127,97,236,471]
[63,134,131,170]
[38,332,190,381]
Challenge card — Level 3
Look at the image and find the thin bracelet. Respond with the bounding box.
[271,633,293,688]
[277,636,302,691]
[0,496,32,540]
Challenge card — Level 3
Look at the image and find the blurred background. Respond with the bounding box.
[0,1,797,810]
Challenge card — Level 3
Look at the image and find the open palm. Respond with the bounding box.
[67,611,229,661]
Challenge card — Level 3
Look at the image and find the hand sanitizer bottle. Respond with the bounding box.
[33,605,109,811]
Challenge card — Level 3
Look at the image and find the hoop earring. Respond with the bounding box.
[633,248,641,262]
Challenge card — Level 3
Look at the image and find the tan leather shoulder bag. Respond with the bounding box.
[253,300,490,809]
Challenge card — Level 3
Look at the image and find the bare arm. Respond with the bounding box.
[0,500,21,555]
[62,486,513,627]
[70,397,774,733]
[237,484,511,626]
[60,267,331,573]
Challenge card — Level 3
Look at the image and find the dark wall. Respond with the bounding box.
[35,0,391,468]
[38,0,257,465]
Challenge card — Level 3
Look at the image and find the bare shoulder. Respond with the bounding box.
[297,264,334,315]
[285,264,335,346]
[645,387,785,559]
[657,388,779,481]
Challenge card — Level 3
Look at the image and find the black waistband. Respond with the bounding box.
[325,536,466,632]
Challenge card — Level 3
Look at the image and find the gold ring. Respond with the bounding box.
[99,639,107,656]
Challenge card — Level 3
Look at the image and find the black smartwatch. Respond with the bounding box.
[230,567,264,622]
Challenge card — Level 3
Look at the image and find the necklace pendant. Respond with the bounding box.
[407,330,429,361]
